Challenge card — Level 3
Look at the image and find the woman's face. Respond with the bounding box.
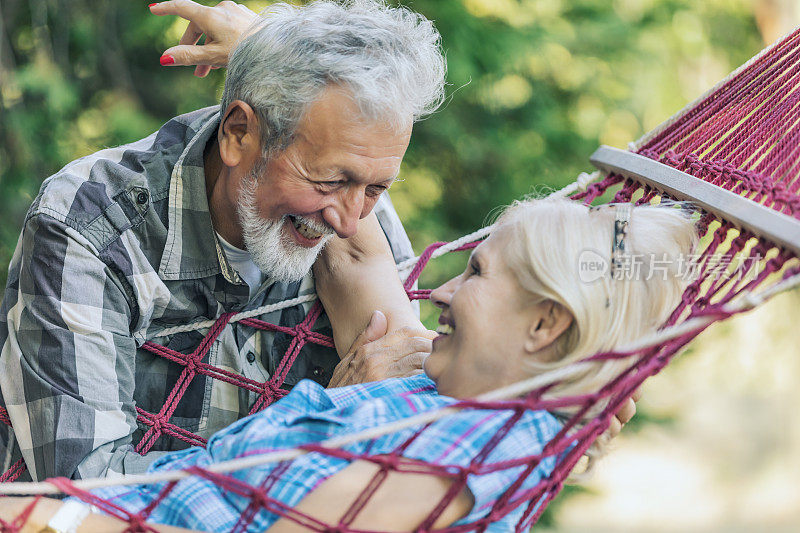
[424,227,546,398]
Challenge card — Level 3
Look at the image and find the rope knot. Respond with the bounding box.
[259,381,285,405]
[293,325,310,343]
[247,489,270,510]
[662,150,681,168]
[682,285,699,304]
[695,295,711,308]
[184,356,198,372]
[149,416,166,433]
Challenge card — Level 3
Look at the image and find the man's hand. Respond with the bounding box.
[328,311,437,388]
[606,387,643,439]
[149,0,257,77]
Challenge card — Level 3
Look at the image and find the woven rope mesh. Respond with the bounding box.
[1,26,800,533]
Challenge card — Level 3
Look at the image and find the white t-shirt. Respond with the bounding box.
[216,232,266,300]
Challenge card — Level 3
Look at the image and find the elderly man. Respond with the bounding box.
[0,0,445,482]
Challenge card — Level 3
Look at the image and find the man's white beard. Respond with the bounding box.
[237,168,334,284]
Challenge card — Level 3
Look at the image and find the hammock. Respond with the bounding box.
[1,25,799,533]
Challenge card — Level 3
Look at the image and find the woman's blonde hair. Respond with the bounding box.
[496,196,698,465]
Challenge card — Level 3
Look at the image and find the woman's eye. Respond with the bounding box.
[467,263,480,277]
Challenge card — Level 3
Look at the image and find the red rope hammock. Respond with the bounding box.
[1,25,800,533]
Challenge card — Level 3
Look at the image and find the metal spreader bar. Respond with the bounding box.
[589,145,800,257]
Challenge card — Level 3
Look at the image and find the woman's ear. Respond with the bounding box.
[218,100,261,168]
[523,300,573,358]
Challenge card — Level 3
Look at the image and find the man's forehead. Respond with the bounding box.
[298,118,412,157]
[297,87,412,148]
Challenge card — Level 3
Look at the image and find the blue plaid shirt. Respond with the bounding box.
[92,374,563,532]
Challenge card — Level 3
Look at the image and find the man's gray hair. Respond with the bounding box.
[220,0,447,154]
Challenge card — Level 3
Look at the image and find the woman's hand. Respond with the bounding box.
[607,387,643,439]
[149,0,257,77]
[329,310,437,388]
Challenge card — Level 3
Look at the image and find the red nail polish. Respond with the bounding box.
[160,55,175,66]
[148,3,157,7]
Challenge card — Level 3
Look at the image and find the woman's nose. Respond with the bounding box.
[430,277,457,309]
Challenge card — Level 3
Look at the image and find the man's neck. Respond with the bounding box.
[204,136,246,249]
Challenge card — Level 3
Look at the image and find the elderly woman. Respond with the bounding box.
[0,197,697,532]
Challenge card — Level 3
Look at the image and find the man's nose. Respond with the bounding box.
[323,188,367,239]
[430,277,458,309]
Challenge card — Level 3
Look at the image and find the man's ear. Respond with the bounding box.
[218,100,261,168]
[523,300,573,357]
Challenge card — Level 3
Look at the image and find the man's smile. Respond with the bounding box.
[286,215,332,247]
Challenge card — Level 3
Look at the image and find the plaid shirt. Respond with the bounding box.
[0,107,415,482]
[92,374,563,532]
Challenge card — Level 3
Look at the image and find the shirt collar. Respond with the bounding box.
[158,107,243,285]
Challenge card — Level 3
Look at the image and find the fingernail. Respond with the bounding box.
[160,55,175,66]
[148,3,157,8]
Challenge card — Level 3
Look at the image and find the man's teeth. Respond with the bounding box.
[291,217,324,239]
[436,324,454,335]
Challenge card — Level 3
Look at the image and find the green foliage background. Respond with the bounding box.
[0,0,767,525]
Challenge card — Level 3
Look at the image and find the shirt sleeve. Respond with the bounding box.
[373,193,420,317]
[0,213,165,480]
[374,193,415,266]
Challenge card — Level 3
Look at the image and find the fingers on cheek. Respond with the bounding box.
[413,338,433,353]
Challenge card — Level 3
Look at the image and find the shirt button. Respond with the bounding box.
[136,190,149,205]
[246,351,256,364]
[311,366,324,377]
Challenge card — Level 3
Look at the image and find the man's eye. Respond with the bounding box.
[467,263,480,276]
[316,180,345,191]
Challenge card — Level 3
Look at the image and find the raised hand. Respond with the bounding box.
[149,0,257,77]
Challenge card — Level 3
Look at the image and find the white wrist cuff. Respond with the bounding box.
[41,500,94,533]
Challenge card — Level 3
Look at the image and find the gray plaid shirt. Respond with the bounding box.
[0,107,415,482]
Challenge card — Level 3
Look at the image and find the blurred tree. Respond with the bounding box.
[0,0,224,285]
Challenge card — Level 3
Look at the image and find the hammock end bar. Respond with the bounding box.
[589,145,800,258]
